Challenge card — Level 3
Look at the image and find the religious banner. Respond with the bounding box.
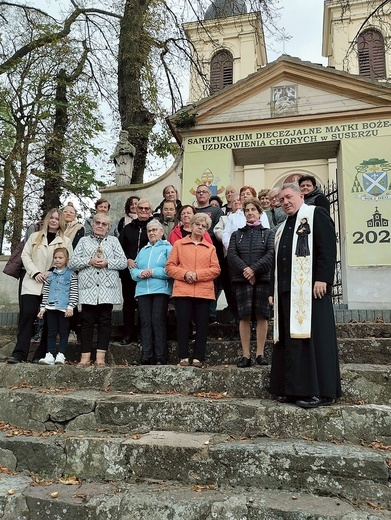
[183,149,232,205]
[341,137,391,267]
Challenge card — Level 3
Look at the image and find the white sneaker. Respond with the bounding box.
[39,353,55,365]
[54,353,66,365]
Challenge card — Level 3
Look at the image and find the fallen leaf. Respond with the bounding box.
[193,392,230,399]
[131,434,142,440]
[7,489,14,495]
[50,492,59,498]
[58,476,81,485]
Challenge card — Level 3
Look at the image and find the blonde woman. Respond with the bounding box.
[8,208,72,364]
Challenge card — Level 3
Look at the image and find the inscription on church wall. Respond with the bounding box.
[185,119,391,151]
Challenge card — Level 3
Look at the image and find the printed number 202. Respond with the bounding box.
[352,230,390,244]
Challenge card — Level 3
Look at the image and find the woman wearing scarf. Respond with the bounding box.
[227,198,275,368]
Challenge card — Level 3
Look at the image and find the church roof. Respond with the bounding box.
[168,54,391,143]
[204,0,247,20]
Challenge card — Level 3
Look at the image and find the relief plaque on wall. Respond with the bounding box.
[271,85,298,117]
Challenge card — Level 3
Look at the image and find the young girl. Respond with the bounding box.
[38,248,78,365]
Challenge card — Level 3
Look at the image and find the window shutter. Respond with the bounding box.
[210,50,234,94]
[358,30,386,79]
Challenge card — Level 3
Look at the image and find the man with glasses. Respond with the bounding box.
[194,185,223,238]
[266,187,287,229]
[118,199,153,345]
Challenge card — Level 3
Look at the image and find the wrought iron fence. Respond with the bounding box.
[324,179,343,304]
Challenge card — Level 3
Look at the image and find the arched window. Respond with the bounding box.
[357,29,386,79]
[210,50,233,94]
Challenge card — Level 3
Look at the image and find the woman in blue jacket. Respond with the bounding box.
[130,219,172,365]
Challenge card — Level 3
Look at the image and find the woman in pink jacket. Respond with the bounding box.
[166,213,220,367]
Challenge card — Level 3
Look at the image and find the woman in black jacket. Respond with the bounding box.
[227,198,275,368]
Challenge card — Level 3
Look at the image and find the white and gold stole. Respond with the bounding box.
[273,204,315,343]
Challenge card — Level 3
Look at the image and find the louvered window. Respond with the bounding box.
[210,50,233,94]
[358,29,386,79]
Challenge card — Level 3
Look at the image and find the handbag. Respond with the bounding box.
[3,240,25,279]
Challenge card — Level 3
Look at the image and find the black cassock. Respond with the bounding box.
[269,207,342,399]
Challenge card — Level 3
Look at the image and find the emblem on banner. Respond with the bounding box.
[352,158,391,201]
[189,168,225,198]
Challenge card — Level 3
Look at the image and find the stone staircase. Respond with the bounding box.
[0,319,390,519]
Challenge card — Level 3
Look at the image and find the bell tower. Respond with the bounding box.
[183,0,267,103]
[322,0,390,80]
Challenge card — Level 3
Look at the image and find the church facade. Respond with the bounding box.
[167,0,391,309]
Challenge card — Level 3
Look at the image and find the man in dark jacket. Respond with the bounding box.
[118,199,153,345]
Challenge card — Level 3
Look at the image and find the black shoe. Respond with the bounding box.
[255,355,269,366]
[236,357,251,368]
[132,358,151,366]
[156,361,166,366]
[8,356,22,364]
[118,337,132,346]
[31,358,41,364]
[296,396,334,409]
[276,395,297,403]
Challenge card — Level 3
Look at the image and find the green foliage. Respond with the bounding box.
[172,109,197,128]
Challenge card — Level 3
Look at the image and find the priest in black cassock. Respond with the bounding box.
[269,183,341,408]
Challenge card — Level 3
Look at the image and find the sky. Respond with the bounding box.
[23,0,330,187]
[268,0,328,65]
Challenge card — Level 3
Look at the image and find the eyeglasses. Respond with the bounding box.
[138,206,151,211]
[94,220,109,227]
[63,210,76,215]
[196,190,209,194]
[147,228,160,233]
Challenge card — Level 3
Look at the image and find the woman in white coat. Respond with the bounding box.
[8,208,72,364]
[69,213,127,366]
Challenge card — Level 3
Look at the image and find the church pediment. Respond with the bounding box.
[176,56,391,131]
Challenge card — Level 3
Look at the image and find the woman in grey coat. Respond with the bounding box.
[69,213,127,366]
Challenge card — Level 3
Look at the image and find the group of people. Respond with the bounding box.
[7,176,341,409]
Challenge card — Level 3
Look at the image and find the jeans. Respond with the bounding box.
[46,310,70,355]
[138,294,169,362]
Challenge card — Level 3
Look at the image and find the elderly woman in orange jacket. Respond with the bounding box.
[166,213,220,367]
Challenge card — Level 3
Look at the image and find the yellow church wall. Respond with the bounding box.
[263,159,330,190]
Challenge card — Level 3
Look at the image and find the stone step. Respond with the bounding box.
[0,430,390,508]
[1,336,389,366]
[0,388,390,446]
[0,363,390,403]
[0,473,387,520]
[105,337,391,367]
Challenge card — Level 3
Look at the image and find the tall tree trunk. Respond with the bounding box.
[41,46,89,213]
[118,0,155,184]
[41,68,68,214]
